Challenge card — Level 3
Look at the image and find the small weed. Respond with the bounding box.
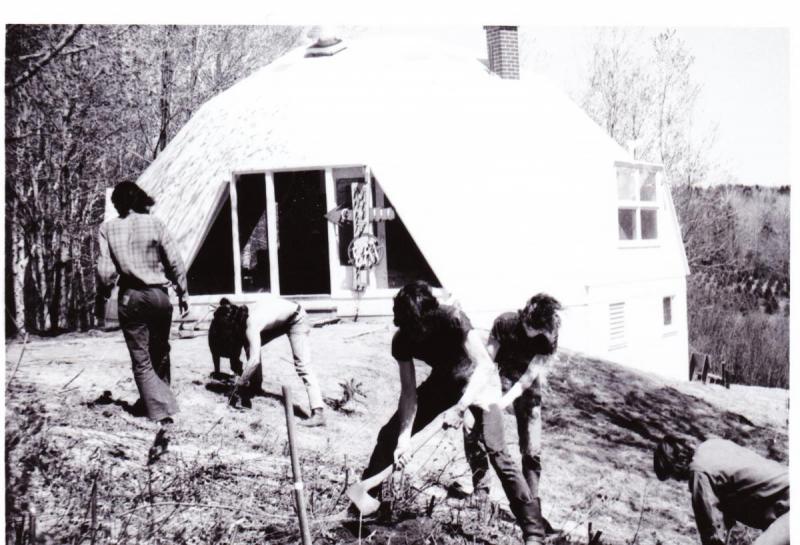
[325,378,368,414]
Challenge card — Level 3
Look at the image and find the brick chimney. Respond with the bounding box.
[484,26,519,79]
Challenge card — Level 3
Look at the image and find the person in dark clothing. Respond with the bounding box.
[97,181,188,426]
[464,294,561,500]
[356,281,545,545]
[654,435,789,545]
[459,294,561,538]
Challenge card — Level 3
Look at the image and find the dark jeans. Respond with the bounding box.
[117,286,178,421]
[361,373,544,541]
[466,375,542,495]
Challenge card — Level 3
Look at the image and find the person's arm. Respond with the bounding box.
[393,359,417,467]
[450,330,500,419]
[158,222,189,310]
[96,224,118,296]
[485,335,500,360]
[498,354,551,410]
[689,471,728,545]
[236,323,263,387]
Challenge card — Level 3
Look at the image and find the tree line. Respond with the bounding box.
[583,29,788,283]
[581,28,789,386]
[5,25,304,336]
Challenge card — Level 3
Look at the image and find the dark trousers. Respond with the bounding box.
[117,286,178,421]
[466,375,542,496]
[361,373,544,541]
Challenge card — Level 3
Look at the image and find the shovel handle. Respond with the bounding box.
[354,415,447,493]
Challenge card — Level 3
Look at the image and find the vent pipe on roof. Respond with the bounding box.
[484,26,519,79]
[305,27,347,57]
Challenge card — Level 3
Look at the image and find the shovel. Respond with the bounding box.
[346,412,466,515]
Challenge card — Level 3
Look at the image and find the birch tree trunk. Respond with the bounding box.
[9,210,29,336]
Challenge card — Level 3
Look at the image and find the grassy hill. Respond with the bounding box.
[5,319,788,544]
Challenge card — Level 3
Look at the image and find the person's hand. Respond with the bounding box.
[442,405,465,430]
[393,434,412,470]
[98,283,113,300]
[178,297,189,317]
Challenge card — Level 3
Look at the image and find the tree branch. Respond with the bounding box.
[6,25,85,91]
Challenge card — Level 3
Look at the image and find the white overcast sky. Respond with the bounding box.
[523,27,790,187]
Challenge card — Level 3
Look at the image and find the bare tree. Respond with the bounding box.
[582,28,732,275]
[5,25,305,336]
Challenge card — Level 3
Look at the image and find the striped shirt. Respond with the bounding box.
[97,212,187,296]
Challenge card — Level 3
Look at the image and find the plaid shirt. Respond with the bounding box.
[97,212,187,296]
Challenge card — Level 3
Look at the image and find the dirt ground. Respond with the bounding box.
[4,318,789,544]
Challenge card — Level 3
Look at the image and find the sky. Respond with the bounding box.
[528,27,790,187]
[346,25,790,187]
[3,3,794,188]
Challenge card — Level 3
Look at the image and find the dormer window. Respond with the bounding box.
[616,163,660,242]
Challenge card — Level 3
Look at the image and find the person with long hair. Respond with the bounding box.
[462,293,562,533]
[654,435,789,545]
[355,281,544,544]
[97,181,188,428]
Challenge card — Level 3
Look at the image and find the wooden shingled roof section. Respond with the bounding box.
[134,32,686,321]
[136,35,500,266]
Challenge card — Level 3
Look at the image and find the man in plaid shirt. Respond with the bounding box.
[97,181,188,426]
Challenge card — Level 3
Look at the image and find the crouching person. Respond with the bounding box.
[209,295,326,427]
[356,281,545,545]
[654,435,789,545]
[464,294,561,530]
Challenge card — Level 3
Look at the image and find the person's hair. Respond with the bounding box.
[209,298,250,357]
[393,281,439,337]
[520,293,562,332]
[653,435,695,481]
[111,181,155,217]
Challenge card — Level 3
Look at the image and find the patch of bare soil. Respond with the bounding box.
[5,322,787,544]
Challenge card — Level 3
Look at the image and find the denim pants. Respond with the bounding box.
[239,307,324,410]
[466,375,542,495]
[361,372,544,541]
[117,286,178,421]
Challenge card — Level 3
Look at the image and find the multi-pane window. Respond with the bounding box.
[617,167,659,241]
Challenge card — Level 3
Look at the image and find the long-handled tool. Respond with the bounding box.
[177,305,215,339]
[346,416,450,515]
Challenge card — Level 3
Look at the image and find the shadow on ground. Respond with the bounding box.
[546,353,787,467]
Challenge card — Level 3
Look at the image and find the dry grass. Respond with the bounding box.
[5,320,788,544]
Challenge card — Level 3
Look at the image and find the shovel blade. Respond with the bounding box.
[346,483,381,515]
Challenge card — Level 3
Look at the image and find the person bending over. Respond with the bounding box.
[357,281,545,545]
[654,435,789,545]
[463,294,561,528]
[210,295,326,427]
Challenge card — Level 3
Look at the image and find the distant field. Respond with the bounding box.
[5,321,788,544]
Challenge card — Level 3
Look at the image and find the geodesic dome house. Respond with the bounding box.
[133,26,690,380]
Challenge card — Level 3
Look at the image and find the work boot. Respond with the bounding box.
[300,408,326,427]
[446,481,471,499]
